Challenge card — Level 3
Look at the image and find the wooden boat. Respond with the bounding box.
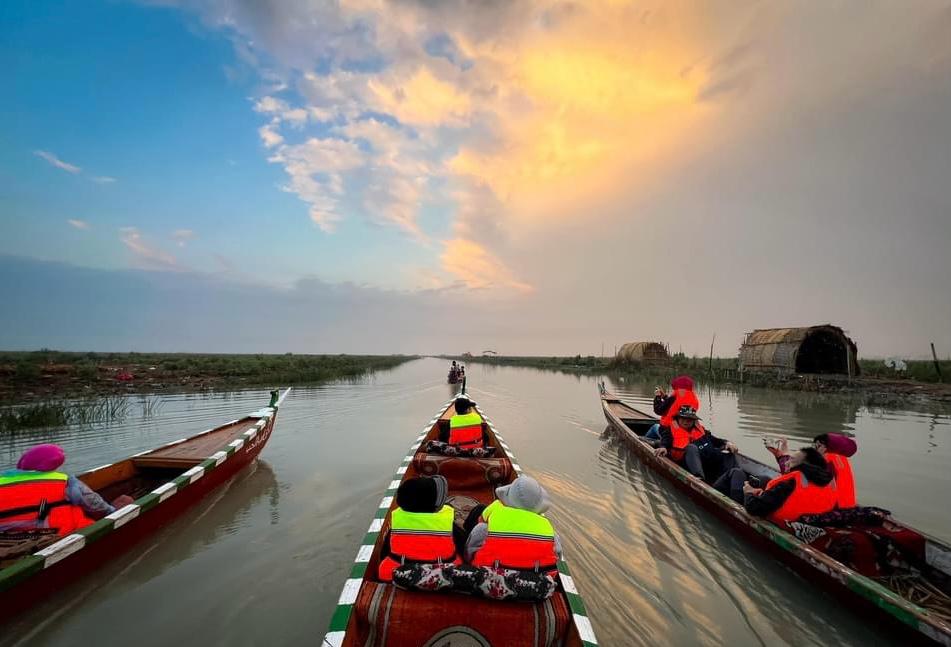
[0,388,291,622]
[324,395,598,646]
[598,384,951,645]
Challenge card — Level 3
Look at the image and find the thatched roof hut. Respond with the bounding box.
[739,325,858,376]
[616,341,669,365]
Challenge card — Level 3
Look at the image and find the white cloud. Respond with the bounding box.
[258,124,284,148]
[171,229,196,247]
[67,219,90,230]
[34,150,81,174]
[120,227,179,271]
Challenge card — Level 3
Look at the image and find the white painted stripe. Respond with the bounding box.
[574,614,597,644]
[243,428,258,440]
[165,437,189,447]
[182,465,204,483]
[369,518,384,532]
[404,454,414,461]
[409,443,421,451]
[131,449,152,457]
[228,418,241,425]
[338,578,363,605]
[396,466,407,475]
[210,450,228,466]
[356,545,374,562]
[379,496,393,508]
[89,463,113,473]
[228,438,245,451]
[512,464,522,472]
[388,480,401,490]
[37,534,85,567]
[323,631,345,647]
[105,504,140,529]
[152,482,177,502]
[561,573,578,594]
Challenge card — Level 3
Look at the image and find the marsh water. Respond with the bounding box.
[2,357,949,646]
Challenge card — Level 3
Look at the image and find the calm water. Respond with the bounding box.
[2,358,949,646]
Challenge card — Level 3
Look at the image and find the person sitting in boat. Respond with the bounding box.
[378,475,464,581]
[465,475,561,574]
[441,395,486,450]
[645,375,699,441]
[654,406,738,482]
[743,447,837,525]
[0,444,134,536]
[764,433,857,509]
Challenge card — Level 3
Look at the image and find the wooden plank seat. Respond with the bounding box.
[132,418,259,469]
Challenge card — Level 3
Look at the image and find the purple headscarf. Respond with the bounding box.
[17,444,66,472]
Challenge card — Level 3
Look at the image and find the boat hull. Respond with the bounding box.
[0,393,287,624]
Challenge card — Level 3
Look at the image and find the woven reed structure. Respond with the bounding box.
[739,325,858,376]
[616,341,670,365]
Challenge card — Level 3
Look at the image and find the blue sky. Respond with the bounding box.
[1,1,444,288]
[1,1,950,356]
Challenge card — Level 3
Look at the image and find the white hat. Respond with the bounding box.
[495,475,551,513]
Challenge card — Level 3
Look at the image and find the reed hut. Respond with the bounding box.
[739,325,858,376]
[616,342,670,365]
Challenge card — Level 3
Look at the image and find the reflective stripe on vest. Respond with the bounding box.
[669,421,705,462]
[765,471,837,525]
[0,471,92,535]
[659,388,700,427]
[471,500,557,571]
[827,453,856,508]
[379,505,458,581]
[449,412,484,449]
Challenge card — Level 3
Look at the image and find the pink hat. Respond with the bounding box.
[670,375,694,390]
[17,444,66,472]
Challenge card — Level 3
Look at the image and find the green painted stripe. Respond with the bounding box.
[566,590,588,616]
[76,518,113,543]
[135,492,161,512]
[362,532,379,545]
[845,575,920,628]
[351,562,368,578]
[0,555,44,592]
[328,603,354,632]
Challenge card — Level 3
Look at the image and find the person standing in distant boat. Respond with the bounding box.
[0,444,134,536]
[645,375,699,442]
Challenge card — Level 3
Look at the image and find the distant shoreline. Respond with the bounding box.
[0,351,417,405]
[443,355,951,406]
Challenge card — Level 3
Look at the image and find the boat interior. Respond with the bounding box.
[346,402,581,646]
[1,416,264,567]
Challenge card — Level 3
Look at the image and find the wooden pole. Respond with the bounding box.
[932,343,944,382]
[708,333,716,376]
[846,344,852,382]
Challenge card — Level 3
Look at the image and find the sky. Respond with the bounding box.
[1,0,950,358]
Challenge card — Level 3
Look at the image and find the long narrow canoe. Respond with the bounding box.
[598,384,951,645]
[324,395,598,647]
[0,387,291,621]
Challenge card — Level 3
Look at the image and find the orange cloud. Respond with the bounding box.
[440,238,533,294]
[368,67,471,127]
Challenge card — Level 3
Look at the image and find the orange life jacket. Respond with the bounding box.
[765,471,837,525]
[448,411,484,450]
[669,421,706,462]
[0,471,94,536]
[378,505,460,581]
[827,453,856,508]
[659,388,700,427]
[471,500,558,573]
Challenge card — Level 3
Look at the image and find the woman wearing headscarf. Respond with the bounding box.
[0,444,133,535]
